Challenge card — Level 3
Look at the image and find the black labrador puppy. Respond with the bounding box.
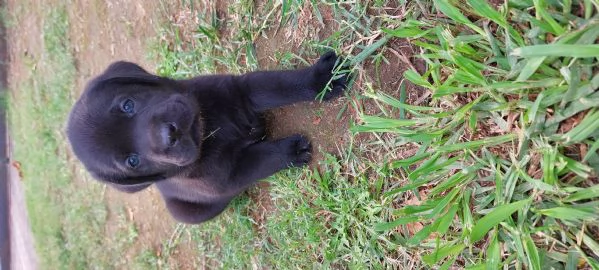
[67,52,348,224]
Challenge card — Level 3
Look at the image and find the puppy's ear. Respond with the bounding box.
[104,61,149,75]
[100,61,162,85]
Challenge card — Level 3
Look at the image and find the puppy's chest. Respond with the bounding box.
[204,111,266,143]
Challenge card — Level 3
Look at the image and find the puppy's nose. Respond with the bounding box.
[161,122,181,147]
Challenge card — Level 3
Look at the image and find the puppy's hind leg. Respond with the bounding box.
[165,199,230,224]
[166,136,312,224]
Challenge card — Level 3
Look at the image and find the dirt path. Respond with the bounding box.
[68,0,161,86]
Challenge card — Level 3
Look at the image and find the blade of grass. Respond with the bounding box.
[565,248,579,270]
[436,204,459,235]
[541,145,558,185]
[426,188,460,219]
[558,109,599,144]
[374,216,420,232]
[399,81,406,119]
[565,185,599,202]
[422,243,466,266]
[536,206,598,221]
[523,233,541,270]
[409,155,462,182]
[533,0,566,35]
[470,199,530,242]
[486,232,501,269]
[462,189,474,235]
[436,134,516,153]
[560,65,581,107]
[363,91,441,112]
[467,0,507,28]
[516,57,546,82]
[583,139,599,162]
[404,69,434,89]
[349,35,390,66]
[433,0,485,36]
[560,154,593,179]
[383,26,433,39]
[407,221,437,246]
[512,45,599,58]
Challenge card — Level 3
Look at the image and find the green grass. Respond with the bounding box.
[8,5,139,269]
[353,1,599,269]
[9,0,599,269]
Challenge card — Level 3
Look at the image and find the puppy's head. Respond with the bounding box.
[67,62,203,186]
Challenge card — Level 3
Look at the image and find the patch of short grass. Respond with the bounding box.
[152,0,263,77]
[8,5,138,269]
[263,153,398,268]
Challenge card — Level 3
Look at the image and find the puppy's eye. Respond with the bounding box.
[121,99,135,114]
[126,154,140,168]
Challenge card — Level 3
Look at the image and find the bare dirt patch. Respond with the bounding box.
[252,2,353,163]
[68,0,162,89]
[257,30,352,162]
[6,0,43,87]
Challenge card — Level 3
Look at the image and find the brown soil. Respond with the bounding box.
[7,0,416,268]
[6,0,43,87]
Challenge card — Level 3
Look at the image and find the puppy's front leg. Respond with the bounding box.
[228,134,312,189]
[236,52,348,111]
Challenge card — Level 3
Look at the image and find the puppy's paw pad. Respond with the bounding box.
[284,134,312,166]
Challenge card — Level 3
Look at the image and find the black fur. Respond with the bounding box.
[66,52,348,224]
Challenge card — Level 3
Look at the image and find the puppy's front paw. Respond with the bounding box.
[311,51,349,101]
[282,134,312,167]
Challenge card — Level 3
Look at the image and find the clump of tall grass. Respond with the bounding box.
[355,1,599,269]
